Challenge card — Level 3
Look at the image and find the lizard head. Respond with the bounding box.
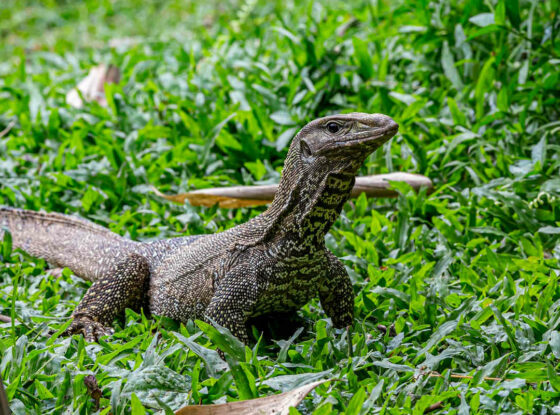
[266,113,398,240]
[295,112,398,173]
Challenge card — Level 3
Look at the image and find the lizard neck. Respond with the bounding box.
[285,172,355,250]
[257,155,356,253]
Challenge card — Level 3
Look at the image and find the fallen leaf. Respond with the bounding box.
[154,173,433,208]
[0,315,12,323]
[84,374,103,411]
[152,186,272,208]
[174,379,331,415]
[0,375,10,415]
[66,64,121,108]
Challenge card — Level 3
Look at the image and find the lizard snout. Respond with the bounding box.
[359,113,399,133]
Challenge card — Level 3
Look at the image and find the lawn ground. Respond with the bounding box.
[1,0,560,413]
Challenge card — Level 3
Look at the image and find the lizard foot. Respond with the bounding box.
[62,316,114,342]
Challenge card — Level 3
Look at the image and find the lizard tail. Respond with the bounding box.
[0,207,137,281]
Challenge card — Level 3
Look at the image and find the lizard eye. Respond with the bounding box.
[326,122,341,134]
[300,140,312,157]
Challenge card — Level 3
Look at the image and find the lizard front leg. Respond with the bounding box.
[64,253,150,341]
[319,250,354,328]
[204,267,259,345]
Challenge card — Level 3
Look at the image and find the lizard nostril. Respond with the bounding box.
[369,114,397,130]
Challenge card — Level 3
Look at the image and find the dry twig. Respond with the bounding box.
[0,120,16,138]
[423,401,444,414]
[428,371,502,382]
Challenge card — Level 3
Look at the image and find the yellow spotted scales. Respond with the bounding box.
[0,113,398,344]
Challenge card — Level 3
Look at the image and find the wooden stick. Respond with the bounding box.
[154,173,433,208]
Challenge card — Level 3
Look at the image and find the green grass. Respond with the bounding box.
[1,0,559,413]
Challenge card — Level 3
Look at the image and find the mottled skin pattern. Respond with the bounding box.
[0,113,398,344]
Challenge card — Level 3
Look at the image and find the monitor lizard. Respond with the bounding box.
[0,113,398,344]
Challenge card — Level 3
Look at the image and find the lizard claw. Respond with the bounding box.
[62,316,114,342]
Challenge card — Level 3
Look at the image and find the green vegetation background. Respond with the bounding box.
[1,0,559,413]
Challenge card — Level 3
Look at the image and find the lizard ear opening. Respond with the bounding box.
[300,140,312,158]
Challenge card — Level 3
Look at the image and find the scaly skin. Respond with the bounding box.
[0,113,398,343]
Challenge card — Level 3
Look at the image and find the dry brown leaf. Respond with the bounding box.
[174,379,329,415]
[0,376,10,415]
[351,173,432,198]
[66,64,120,108]
[155,173,433,208]
[84,375,103,412]
[152,186,273,208]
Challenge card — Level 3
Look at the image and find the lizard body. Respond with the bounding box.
[0,113,398,343]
